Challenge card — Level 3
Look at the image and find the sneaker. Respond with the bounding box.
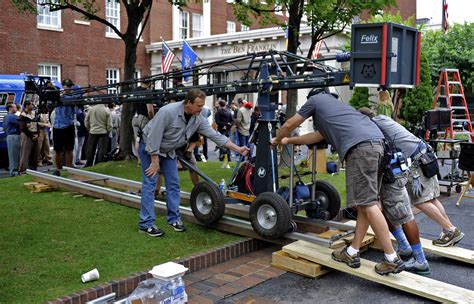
[432,228,465,247]
[331,246,361,268]
[404,258,431,275]
[52,170,61,177]
[139,225,165,237]
[169,221,186,232]
[374,255,405,275]
[397,247,413,261]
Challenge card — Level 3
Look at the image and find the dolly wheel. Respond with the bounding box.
[250,192,291,239]
[306,180,341,220]
[190,181,225,225]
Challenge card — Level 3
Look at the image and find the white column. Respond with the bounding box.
[172,5,180,40]
[203,0,211,37]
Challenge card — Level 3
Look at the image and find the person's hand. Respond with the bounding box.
[270,137,280,146]
[145,161,160,177]
[32,135,38,141]
[281,137,289,145]
[238,146,250,157]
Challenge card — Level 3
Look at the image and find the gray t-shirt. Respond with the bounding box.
[371,115,421,157]
[143,101,229,158]
[297,93,385,160]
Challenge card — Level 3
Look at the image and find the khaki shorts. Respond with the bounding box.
[406,166,440,205]
[346,141,384,207]
[380,176,414,227]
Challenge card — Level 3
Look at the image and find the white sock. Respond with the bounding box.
[385,252,398,262]
[346,246,359,256]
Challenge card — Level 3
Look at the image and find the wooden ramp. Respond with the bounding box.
[283,240,474,304]
[345,220,474,265]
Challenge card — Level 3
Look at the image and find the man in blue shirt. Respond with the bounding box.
[5,103,21,176]
[52,79,76,176]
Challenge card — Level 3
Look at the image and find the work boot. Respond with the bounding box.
[374,255,405,275]
[432,228,465,247]
[331,246,361,268]
[404,258,431,275]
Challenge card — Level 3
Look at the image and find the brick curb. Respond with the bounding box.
[45,238,270,304]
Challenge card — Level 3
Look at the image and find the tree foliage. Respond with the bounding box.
[349,87,370,109]
[401,52,433,127]
[422,23,474,95]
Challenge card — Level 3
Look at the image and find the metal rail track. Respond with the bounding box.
[27,169,339,247]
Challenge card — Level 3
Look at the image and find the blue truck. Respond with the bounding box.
[0,74,31,168]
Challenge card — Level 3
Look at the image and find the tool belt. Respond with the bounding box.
[411,142,439,178]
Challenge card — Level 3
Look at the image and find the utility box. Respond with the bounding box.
[350,22,420,89]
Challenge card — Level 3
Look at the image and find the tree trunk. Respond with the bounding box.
[119,38,138,159]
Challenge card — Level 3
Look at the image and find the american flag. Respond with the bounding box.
[442,0,449,33]
[311,38,324,60]
[161,41,175,74]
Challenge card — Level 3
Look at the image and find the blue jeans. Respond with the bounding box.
[7,134,20,175]
[237,132,249,147]
[139,142,181,229]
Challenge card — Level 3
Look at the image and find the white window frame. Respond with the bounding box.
[227,21,236,33]
[192,13,203,38]
[105,0,120,38]
[241,24,250,32]
[106,68,120,94]
[179,11,189,40]
[37,0,62,30]
[38,63,61,83]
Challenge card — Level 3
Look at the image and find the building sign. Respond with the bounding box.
[220,42,278,55]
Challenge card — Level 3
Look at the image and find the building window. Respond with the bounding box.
[179,11,189,39]
[192,13,203,38]
[106,69,120,94]
[241,24,249,32]
[105,0,120,35]
[227,21,236,33]
[37,0,61,29]
[38,64,61,82]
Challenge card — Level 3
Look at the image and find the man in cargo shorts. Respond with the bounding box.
[273,91,404,275]
[359,108,464,272]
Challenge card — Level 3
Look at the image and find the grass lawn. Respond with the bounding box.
[0,160,345,303]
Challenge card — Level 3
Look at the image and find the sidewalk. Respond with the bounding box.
[184,245,284,303]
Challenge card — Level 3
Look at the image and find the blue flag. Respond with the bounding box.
[181,40,197,81]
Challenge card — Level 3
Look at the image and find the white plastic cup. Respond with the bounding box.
[81,268,99,283]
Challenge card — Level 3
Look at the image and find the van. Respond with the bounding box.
[0,74,30,168]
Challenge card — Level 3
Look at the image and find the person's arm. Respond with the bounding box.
[272,113,306,145]
[84,111,90,130]
[235,109,243,127]
[225,140,249,157]
[281,131,324,146]
[106,111,113,133]
[197,118,249,156]
[146,103,155,119]
[145,154,160,177]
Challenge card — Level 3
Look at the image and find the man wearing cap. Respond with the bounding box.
[52,79,76,176]
[273,91,405,275]
[235,100,252,147]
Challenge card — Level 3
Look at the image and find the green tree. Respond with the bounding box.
[349,87,370,109]
[422,23,474,95]
[232,0,394,119]
[10,0,185,159]
[401,52,433,127]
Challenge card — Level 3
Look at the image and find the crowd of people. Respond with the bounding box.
[3,78,121,177]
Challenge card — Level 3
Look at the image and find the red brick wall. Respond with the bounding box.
[0,1,149,86]
[360,0,417,25]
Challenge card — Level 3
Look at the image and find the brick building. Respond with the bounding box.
[0,0,415,88]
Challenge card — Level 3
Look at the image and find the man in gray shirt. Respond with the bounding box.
[273,91,404,275]
[359,108,464,272]
[138,89,249,237]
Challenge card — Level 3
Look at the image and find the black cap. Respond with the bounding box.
[307,87,330,99]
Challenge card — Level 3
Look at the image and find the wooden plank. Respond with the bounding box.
[345,220,474,264]
[271,250,331,278]
[283,240,474,304]
[315,230,374,249]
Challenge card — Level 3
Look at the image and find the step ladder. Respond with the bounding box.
[432,69,474,142]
